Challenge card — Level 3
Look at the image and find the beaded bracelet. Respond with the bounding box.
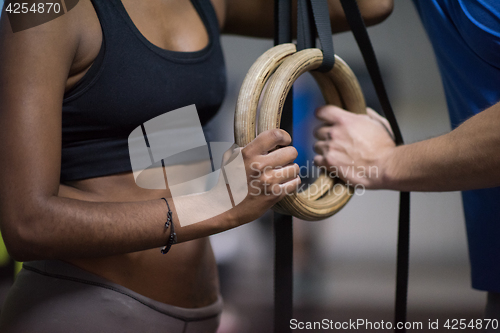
[160,198,177,254]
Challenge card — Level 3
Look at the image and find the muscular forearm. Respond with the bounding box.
[383,102,500,192]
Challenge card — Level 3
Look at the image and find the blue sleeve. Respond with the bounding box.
[453,0,500,69]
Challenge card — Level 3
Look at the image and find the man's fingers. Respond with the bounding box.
[313,141,328,154]
[313,125,332,140]
[244,129,292,156]
[313,155,328,167]
[315,105,350,124]
[314,154,346,179]
[313,155,324,166]
[366,107,381,120]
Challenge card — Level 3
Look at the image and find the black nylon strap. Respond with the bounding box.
[274,0,293,46]
[274,212,294,333]
[310,0,335,72]
[297,0,335,72]
[395,191,411,331]
[274,1,294,332]
[339,1,411,331]
[297,0,315,50]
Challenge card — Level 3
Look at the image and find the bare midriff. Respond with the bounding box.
[59,171,220,309]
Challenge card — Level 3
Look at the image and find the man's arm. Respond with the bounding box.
[219,0,394,37]
[313,103,500,192]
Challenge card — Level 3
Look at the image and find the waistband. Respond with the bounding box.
[23,260,223,322]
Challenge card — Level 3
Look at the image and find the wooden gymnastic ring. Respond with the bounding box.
[235,45,366,221]
[235,43,297,146]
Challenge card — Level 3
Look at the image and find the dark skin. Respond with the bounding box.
[0,0,393,308]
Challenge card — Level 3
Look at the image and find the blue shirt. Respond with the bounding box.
[413,0,500,292]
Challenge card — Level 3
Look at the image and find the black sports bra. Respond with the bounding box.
[60,0,226,182]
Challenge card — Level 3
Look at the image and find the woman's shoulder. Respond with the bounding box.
[0,0,101,91]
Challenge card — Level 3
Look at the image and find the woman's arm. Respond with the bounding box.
[219,0,394,37]
[313,103,500,192]
[0,8,300,262]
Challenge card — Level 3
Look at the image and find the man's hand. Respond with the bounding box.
[313,105,395,189]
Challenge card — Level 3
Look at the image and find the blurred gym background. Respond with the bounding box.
[0,1,486,332]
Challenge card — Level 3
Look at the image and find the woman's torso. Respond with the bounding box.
[58,0,226,308]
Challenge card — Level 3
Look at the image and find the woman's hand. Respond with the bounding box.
[233,129,301,223]
[313,105,395,189]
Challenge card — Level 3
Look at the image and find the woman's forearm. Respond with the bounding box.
[3,195,236,262]
[1,130,299,262]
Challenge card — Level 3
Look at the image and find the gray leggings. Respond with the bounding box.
[0,260,222,333]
